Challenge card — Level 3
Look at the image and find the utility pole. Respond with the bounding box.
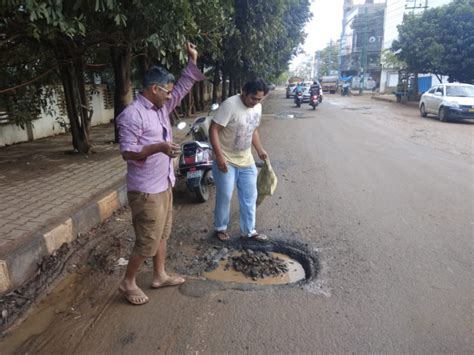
[405,0,428,14]
[316,50,321,79]
[328,40,334,75]
[359,6,368,95]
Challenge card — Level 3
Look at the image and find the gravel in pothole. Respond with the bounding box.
[225,249,289,280]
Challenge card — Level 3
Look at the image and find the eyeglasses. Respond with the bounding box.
[156,85,172,95]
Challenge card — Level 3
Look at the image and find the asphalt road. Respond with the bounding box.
[3,89,473,354]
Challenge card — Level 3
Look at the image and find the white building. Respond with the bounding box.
[339,0,387,90]
[379,0,453,94]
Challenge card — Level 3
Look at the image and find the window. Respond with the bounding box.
[446,85,474,97]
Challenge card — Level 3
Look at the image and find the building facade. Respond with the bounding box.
[340,0,386,90]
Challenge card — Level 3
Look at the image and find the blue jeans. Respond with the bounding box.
[212,161,258,237]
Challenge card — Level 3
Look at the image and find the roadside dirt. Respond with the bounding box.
[0,202,205,351]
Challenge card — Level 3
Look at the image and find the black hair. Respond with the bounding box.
[242,78,269,95]
[143,65,175,88]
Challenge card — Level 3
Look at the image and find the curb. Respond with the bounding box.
[0,181,127,293]
[371,96,396,103]
[371,95,420,108]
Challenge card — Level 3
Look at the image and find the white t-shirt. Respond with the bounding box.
[212,95,262,167]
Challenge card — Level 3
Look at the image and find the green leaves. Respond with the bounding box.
[393,0,474,83]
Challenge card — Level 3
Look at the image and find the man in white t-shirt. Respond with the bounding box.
[209,78,269,242]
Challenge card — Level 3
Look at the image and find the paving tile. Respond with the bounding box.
[30,214,58,224]
[15,221,42,232]
[0,238,13,249]
[0,225,15,234]
[6,229,28,240]
[2,211,25,220]
[0,208,16,215]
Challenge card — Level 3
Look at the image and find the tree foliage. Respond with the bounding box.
[1,0,312,152]
[392,0,474,83]
[318,41,339,77]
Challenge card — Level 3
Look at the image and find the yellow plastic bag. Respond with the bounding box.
[256,158,277,207]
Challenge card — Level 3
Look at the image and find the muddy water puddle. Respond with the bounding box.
[0,271,82,352]
[204,252,305,285]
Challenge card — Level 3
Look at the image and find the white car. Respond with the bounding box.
[419,83,474,121]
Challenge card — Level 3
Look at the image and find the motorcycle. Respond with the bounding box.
[294,91,303,108]
[176,104,218,203]
[309,94,319,110]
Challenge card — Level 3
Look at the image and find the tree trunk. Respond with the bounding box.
[55,44,90,154]
[199,80,205,109]
[185,93,194,117]
[111,46,133,143]
[413,72,419,101]
[138,53,151,79]
[212,66,219,103]
[221,68,227,101]
[192,84,202,112]
[181,93,188,117]
[229,76,234,96]
[73,55,92,135]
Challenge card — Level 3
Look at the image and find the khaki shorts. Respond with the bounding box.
[127,188,173,257]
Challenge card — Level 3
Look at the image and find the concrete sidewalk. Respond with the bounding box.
[0,121,188,293]
[371,93,420,108]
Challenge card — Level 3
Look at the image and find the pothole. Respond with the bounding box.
[183,238,319,288]
[204,250,305,285]
[274,112,308,120]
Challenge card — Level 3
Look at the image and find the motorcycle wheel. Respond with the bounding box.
[296,100,301,108]
[194,170,212,203]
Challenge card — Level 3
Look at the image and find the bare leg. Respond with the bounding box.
[153,239,168,282]
[119,253,149,304]
[151,239,185,288]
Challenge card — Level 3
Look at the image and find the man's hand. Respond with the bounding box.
[186,42,198,64]
[216,156,228,173]
[258,149,268,161]
[160,141,181,158]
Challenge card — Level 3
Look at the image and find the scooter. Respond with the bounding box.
[294,91,303,108]
[176,104,219,203]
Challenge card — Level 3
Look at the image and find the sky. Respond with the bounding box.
[290,0,344,70]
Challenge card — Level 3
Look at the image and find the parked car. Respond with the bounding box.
[419,83,474,121]
[268,83,276,90]
[286,83,297,98]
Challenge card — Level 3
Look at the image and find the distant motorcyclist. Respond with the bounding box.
[293,82,304,107]
[342,81,350,96]
[293,82,304,95]
[310,80,320,96]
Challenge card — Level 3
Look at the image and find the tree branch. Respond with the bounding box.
[0,66,58,94]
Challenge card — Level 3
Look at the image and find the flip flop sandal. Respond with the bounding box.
[216,230,231,241]
[119,286,150,305]
[151,276,186,289]
[241,233,269,243]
